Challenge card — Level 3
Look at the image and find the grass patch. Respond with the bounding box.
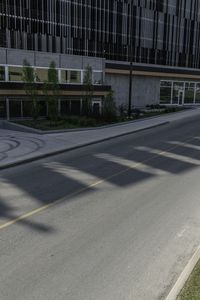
[177,260,200,300]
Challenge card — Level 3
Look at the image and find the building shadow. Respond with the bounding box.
[1,120,200,233]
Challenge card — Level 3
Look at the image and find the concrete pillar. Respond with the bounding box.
[20,100,23,118]
[5,66,9,82]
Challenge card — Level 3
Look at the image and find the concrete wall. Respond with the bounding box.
[105,74,129,107]
[0,47,105,71]
[0,49,7,65]
[0,47,161,108]
[132,76,160,107]
[105,74,160,108]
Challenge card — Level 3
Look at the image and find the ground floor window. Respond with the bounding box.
[9,100,22,118]
[185,82,195,104]
[60,100,70,115]
[22,101,33,117]
[5,98,48,119]
[1,97,103,120]
[160,81,172,104]
[60,99,81,115]
[92,99,102,116]
[196,84,200,103]
[160,80,200,105]
[60,98,102,116]
[0,99,6,118]
[71,100,81,115]
[39,101,47,117]
[172,82,184,105]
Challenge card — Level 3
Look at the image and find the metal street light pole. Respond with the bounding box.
[128,2,133,118]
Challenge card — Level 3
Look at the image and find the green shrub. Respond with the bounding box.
[103,90,117,122]
[119,104,128,117]
[132,108,141,118]
[62,115,97,127]
[164,107,176,113]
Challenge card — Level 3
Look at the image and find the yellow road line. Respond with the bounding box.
[0,135,198,231]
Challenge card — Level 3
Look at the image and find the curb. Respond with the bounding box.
[165,245,200,300]
[0,121,169,170]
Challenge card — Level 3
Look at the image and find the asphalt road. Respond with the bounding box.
[1,116,200,300]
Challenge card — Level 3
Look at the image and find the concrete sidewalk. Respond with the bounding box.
[1,108,200,170]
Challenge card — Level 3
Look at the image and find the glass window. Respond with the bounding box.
[71,100,81,115]
[0,67,5,81]
[9,100,22,118]
[160,81,172,104]
[0,99,6,118]
[184,82,195,104]
[61,100,70,115]
[22,101,33,118]
[68,70,81,84]
[67,71,81,83]
[36,68,48,82]
[8,67,23,82]
[38,101,47,116]
[61,70,81,84]
[92,102,101,116]
[93,72,103,84]
[61,70,68,84]
[172,82,184,104]
[195,83,200,103]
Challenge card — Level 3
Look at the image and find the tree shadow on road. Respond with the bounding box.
[1,120,200,233]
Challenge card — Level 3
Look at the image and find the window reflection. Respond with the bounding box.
[195,84,200,103]
[36,68,48,82]
[0,99,6,118]
[172,82,184,104]
[160,80,200,105]
[160,81,172,104]
[93,72,103,84]
[0,67,5,81]
[185,82,194,104]
[69,70,81,83]
[61,70,81,84]
[8,67,23,81]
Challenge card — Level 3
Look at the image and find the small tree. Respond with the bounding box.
[103,90,117,122]
[83,64,93,116]
[22,59,39,120]
[44,61,60,121]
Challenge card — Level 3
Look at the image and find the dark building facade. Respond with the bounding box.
[1,0,200,119]
[1,0,200,68]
